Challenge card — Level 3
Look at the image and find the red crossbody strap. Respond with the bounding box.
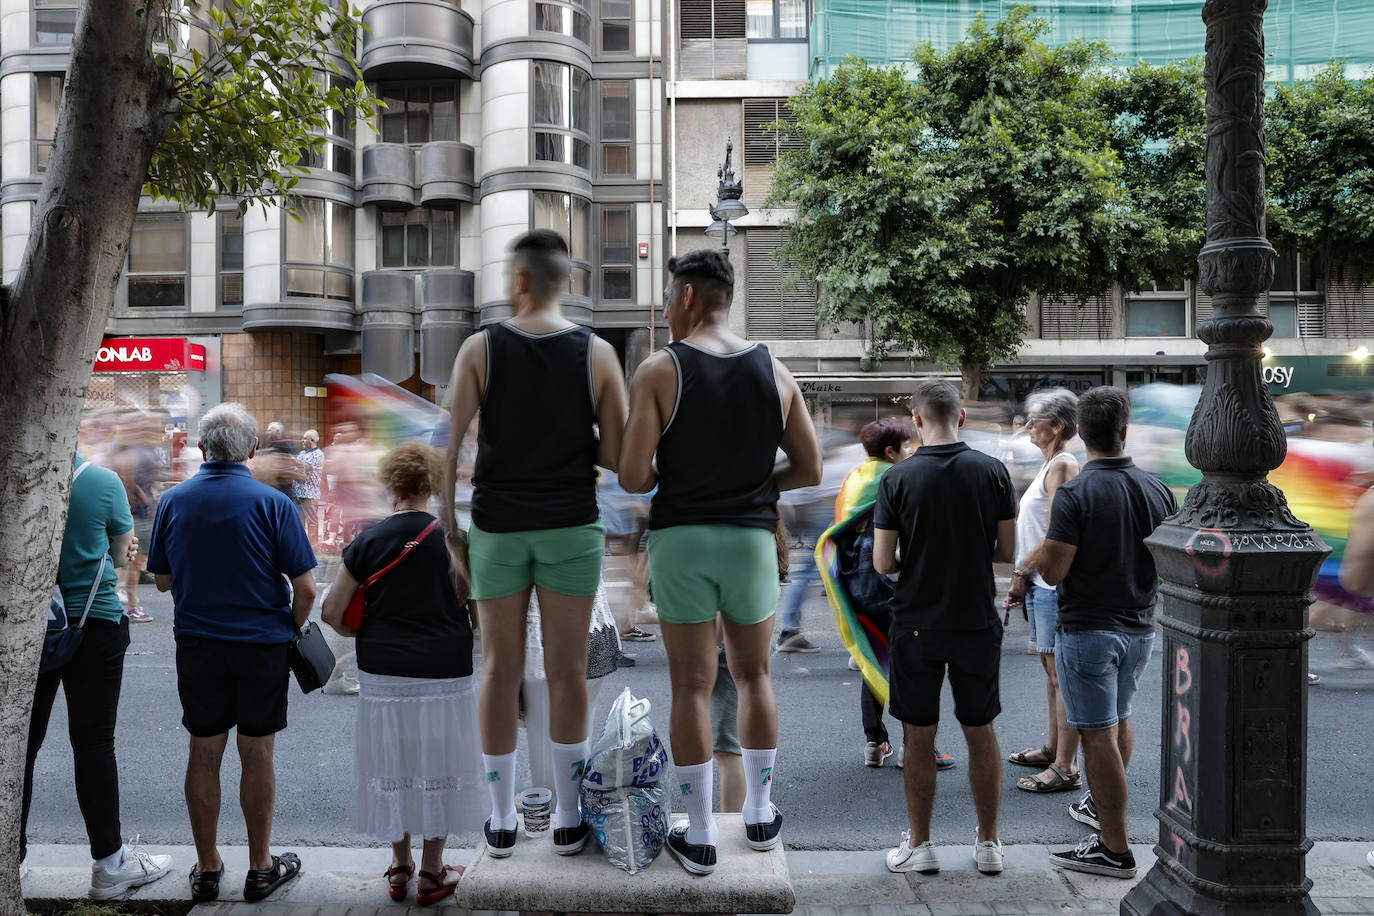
[360,519,440,591]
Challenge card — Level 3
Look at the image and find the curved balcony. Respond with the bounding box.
[360,144,416,208]
[419,269,476,384]
[418,142,476,207]
[360,270,418,382]
[241,299,356,332]
[361,0,475,81]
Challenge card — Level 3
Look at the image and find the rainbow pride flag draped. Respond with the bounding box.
[1271,437,1373,593]
[816,458,893,705]
[324,372,450,449]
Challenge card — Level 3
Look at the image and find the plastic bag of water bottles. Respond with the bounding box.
[580,687,670,874]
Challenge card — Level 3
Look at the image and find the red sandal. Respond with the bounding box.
[416,864,464,906]
[384,862,414,902]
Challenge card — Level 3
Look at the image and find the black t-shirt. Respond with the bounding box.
[873,442,1016,630]
[342,512,473,678]
[1045,456,1178,634]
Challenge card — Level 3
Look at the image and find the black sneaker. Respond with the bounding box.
[665,825,717,875]
[483,819,516,858]
[744,803,783,851]
[776,630,820,653]
[1068,791,1100,830]
[1050,834,1137,878]
[553,821,591,856]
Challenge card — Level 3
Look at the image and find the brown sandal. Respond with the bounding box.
[1017,762,1081,793]
[1008,744,1056,767]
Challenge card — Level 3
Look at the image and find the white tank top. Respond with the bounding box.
[1014,451,1080,590]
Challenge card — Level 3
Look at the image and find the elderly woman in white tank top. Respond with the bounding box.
[1003,388,1082,793]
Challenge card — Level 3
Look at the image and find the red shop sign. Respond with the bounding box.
[94,337,207,373]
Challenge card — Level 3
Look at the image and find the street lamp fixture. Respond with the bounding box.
[704,138,748,250]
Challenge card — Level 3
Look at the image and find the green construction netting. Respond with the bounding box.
[810,0,1374,82]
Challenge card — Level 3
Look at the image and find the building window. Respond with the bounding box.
[296,73,355,176]
[746,227,817,338]
[1269,250,1324,337]
[34,0,77,44]
[742,98,800,205]
[219,212,244,309]
[601,205,633,300]
[33,73,63,173]
[600,81,634,176]
[746,0,806,40]
[601,0,632,52]
[1124,298,1188,337]
[128,215,188,308]
[533,191,591,296]
[535,0,591,44]
[284,198,354,300]
[378,83,458,144]
[533,61,591,169]
[379,209,457,268]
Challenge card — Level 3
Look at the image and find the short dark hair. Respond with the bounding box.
[1077,386,1130,453]
[666,255,678,274]
[671,249,733,309]
[911,380,960,427]
[859,418,911,458]
[511,229,570,299]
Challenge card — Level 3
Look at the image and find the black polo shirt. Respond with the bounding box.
[873,441,1016,630]
[1046,456,1177,633]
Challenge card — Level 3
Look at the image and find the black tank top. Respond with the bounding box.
[650,341,784,531]
[471,322,599,532]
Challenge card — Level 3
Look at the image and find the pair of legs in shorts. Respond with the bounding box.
[887,622,1004,849]
[647,525,782,861]
[1012,586,1082,792]
[466,522,603,843]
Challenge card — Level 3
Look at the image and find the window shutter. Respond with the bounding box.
[746,227,817,339]
[1039,293,1113,339]
[742,99,799,205]
[1298,301,1325,337]
[1325,265,1374,336]
[678,0,746,78]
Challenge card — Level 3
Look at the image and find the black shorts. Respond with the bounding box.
[888,620,1002,727]
[176,636,290,738]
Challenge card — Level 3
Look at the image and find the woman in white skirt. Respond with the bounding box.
[323,443,484,906]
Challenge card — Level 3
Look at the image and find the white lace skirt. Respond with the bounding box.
[354,672,486,843]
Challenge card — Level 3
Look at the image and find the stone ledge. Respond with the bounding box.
[456,815,795,914]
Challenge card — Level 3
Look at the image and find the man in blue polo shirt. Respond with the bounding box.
[147,402,316,903]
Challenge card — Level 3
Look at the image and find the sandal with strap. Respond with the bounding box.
[189,864,223,903]
[244,852,302,902]
[1007,744,1056,767]
[384,861,415,902]
[1017,761,1082,793]
[416,864,464,906]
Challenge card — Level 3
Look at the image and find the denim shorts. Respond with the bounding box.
[1055,629,1155,731]
[1026,585,1059,654]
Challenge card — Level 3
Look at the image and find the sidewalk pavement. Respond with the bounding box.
[21,841,1374,915]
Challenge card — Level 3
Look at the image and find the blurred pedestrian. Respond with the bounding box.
[775,454,844,653]
[1032,387,1176,879]
[294,429,325,545]
[440,230,628,858]
[110,412,168,623]
[321,443,483,906]
[620,249,822,875]
[874,381,1015,876]
[1335,430,1374,872]
[21,453,173,898]
[1004,389,1082,793]
[146,403,316,903]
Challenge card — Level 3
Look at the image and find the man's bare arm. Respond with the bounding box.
[110,531,134,570]
[619,353,674,493]
[591,337,629,472]
[873,527,899,576]
[993,517,1016,565]
[774,361,822,491]
[1036,539,1078,587]
[290,570,317,629]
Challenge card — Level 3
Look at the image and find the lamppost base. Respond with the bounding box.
[1121,854,1317,916]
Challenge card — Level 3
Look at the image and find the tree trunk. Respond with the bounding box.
[959,362,983,402]
[0,3,175,911]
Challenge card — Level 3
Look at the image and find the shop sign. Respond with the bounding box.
[95,338,207,373]
[1262,364,1295,389]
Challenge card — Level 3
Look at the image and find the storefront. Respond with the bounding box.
[88,336,221,435]
[1262,353,1374,396]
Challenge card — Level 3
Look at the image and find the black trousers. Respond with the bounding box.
[22,616,130,861]
[857,606,891,743]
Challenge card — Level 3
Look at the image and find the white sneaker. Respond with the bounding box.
[1338,646,1374,669]
[18,859,29,881]
[88,844,173,899]
[975,836,1004,874]
[886,832,939,874]
[1366,848,1374,869]
[322,677,360,695]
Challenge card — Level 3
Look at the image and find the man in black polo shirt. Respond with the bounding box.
[1028,386,1176,879]
[873,380,1015,876]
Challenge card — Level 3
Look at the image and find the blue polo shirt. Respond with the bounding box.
[147,461,316,644]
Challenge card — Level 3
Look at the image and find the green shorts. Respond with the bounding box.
[647,525,780,625]
[468,521,604,600]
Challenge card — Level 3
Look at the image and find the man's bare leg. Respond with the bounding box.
[1079,725,1129,852]
[185,734,228,872]
[900,723,938,845]
[238,733,277,871]
[961,722,1001,844]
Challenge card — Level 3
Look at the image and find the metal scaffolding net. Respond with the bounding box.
[809,0,1374,82]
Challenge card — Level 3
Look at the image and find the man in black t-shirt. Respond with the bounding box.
[1027,386,1176,880]
[873,381,1016,877]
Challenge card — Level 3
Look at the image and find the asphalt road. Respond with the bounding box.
[24,559,1374,852]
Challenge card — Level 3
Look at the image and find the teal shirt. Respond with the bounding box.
[58,457,133,624]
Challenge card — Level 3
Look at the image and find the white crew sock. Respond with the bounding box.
[482,752,518,831]
[741,747,777,825]
[550,739,589,830]
[94,846,125,872]
[676,761,718,846]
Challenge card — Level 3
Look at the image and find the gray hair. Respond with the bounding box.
[302,428,319,445]
[199,402,259,462]
[1025,387,1078,441]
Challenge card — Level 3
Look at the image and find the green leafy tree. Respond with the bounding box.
[770,7,1173,398]
[0,4,373,909]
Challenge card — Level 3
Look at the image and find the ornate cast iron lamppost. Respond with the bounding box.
[1120,1,1328,914]
[705,139,748,250]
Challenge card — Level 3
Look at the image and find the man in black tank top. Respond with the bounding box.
[439,230,628,858]
[620,250,822,875]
